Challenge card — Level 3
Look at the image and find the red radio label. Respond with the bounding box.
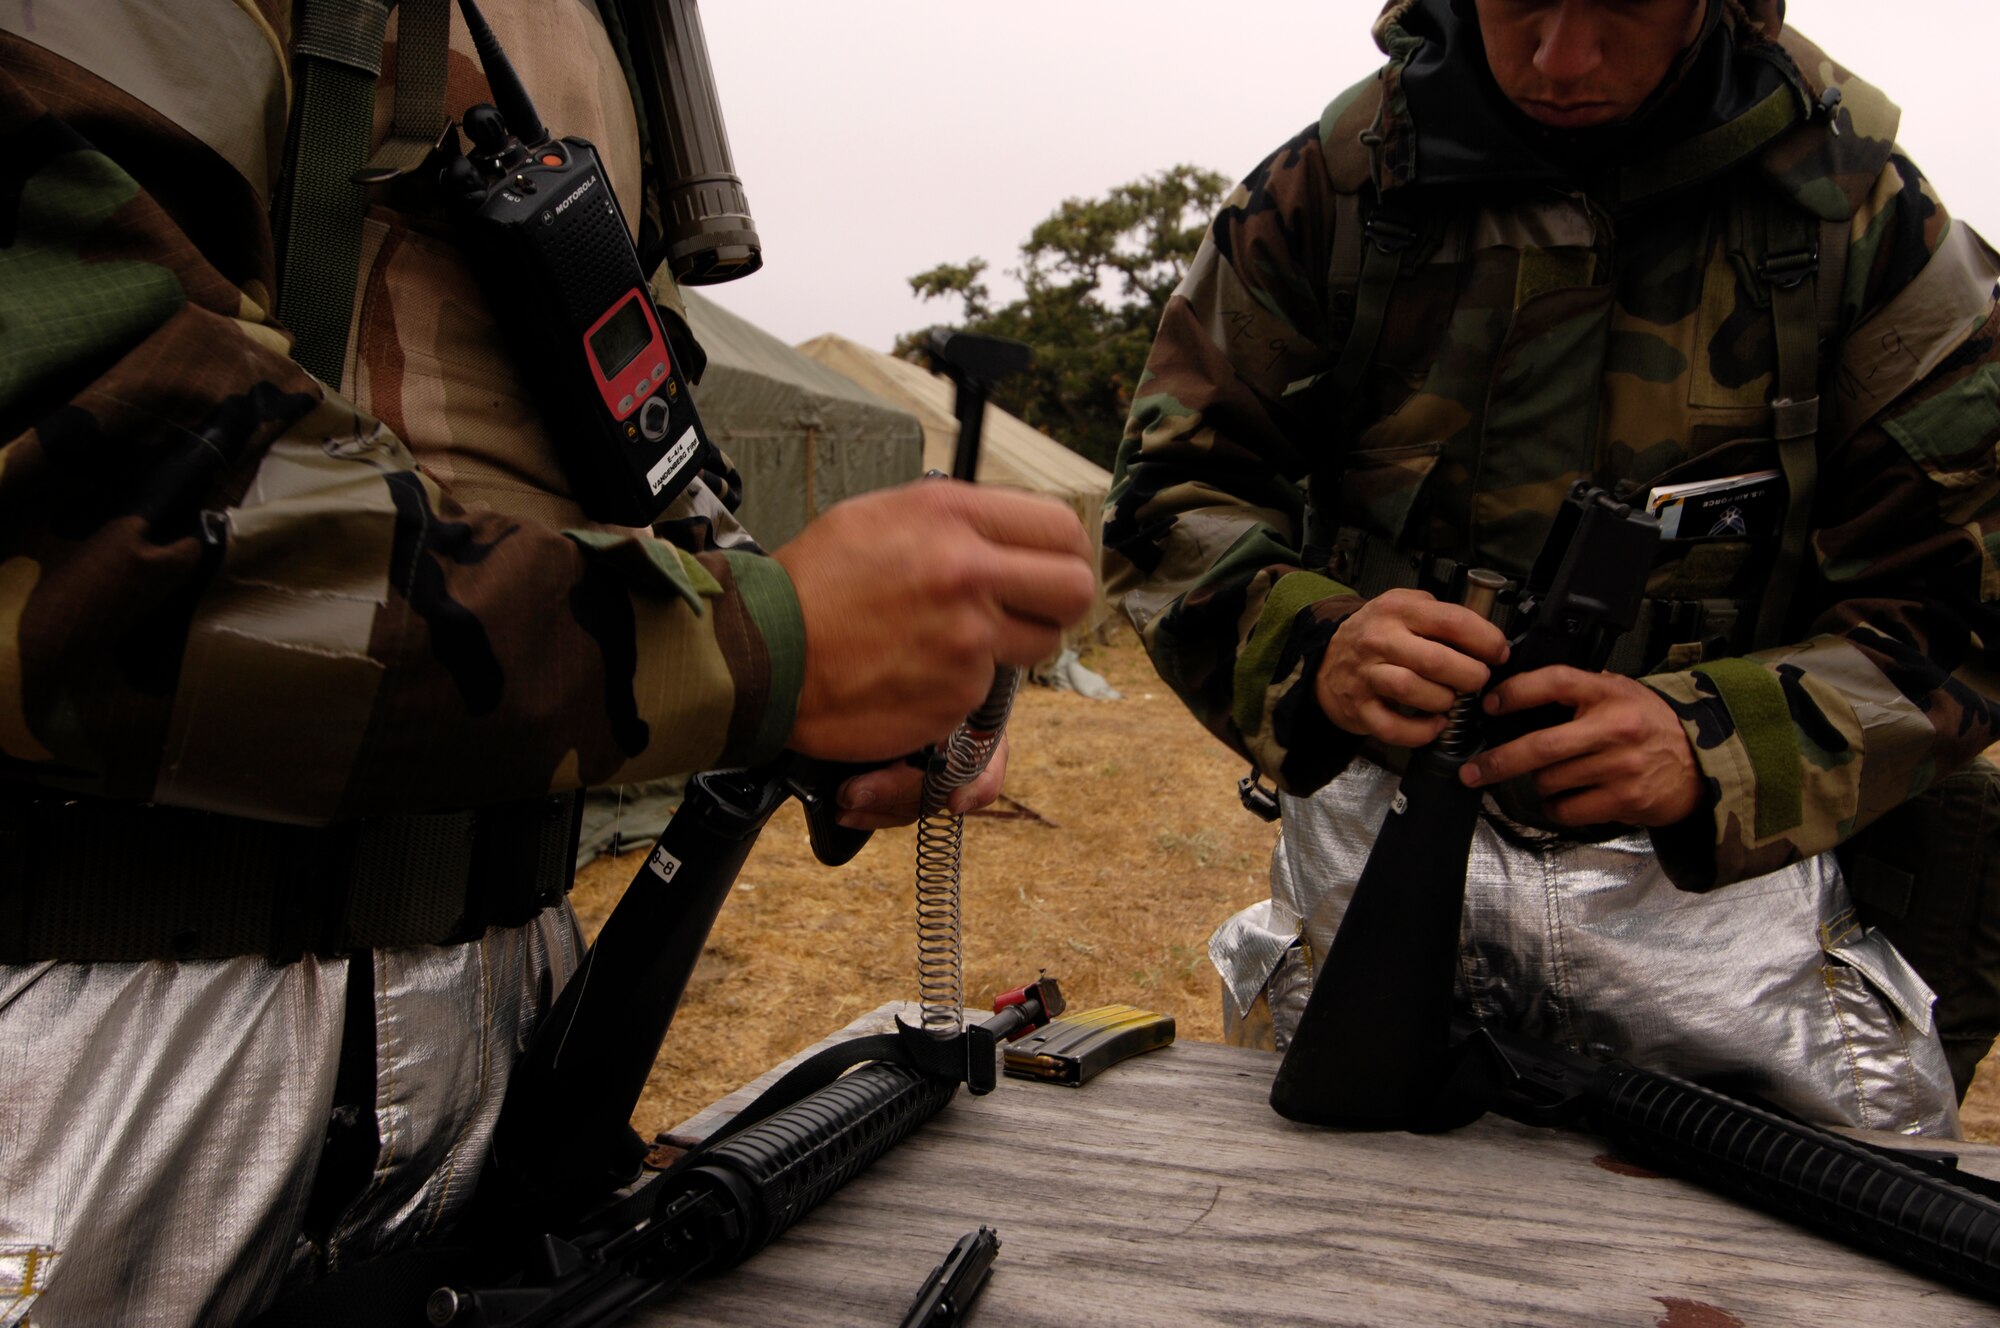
[582,289,671,419]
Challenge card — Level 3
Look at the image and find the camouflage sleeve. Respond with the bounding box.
[1644,152,2000,888]
[0,44,802,824]
[1103,116,1373,792]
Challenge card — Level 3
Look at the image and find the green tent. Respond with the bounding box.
[677,288,924,548]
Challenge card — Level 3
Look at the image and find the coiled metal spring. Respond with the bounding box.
[1437,694,1481,760]
[915,666,1020,1034]
[1437,568,1510,761]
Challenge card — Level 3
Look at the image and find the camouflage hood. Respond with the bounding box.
[1360,0,1880,212]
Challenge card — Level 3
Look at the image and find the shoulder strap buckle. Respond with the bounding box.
[1759,243,1819,291]
[1364,212,1419,254]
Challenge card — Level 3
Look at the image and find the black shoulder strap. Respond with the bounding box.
[1750,193,1850,650]
[1293,188,1434,572]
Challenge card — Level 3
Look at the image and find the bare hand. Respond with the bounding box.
[832,736,1009,830]
[1460,666,1701,828]
[1317,589,1511,747]
[774,481,1093,761]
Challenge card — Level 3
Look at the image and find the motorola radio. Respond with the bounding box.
[439,0,715,526]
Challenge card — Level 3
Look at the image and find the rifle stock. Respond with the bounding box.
[1266,748,1480,1127]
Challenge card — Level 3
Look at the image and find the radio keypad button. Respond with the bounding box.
[618,395,634,414]
[652,361,668,380]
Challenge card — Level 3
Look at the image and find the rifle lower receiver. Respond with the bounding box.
[1002,1004,1175,1086]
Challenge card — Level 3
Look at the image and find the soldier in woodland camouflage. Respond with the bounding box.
[0,4,1091,1324]
[1110,0,2000,1130]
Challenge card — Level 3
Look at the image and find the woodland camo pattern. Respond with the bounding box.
[1106,0,2000,888]
[0,8,803,826]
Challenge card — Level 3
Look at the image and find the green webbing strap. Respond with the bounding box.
[275,0,393,389]
[356,0,452,184]
[1691,657,1802,840]
[1617,84,1801,207]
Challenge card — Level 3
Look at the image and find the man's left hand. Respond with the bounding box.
[1460,667,1701,828]
[833,735,1009,831]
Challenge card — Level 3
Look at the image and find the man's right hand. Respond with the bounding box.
[773,480,1095,762]
[1315,588,1510,748]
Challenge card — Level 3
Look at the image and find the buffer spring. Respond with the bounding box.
[1437,567,1510,762]
[915,665,1020,1035]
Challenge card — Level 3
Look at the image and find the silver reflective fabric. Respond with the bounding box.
[0,907,580,1327]
[1210,756,1960,1137]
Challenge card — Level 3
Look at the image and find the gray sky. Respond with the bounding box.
[691,1,2000,354]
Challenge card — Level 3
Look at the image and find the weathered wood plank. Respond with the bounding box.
[635,1005,2000,1326]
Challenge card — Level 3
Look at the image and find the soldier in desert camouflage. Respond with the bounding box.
[1109,0,2000,1136]
[0,3,1092,1324]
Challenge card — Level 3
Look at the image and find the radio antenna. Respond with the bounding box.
[455,0,547,145]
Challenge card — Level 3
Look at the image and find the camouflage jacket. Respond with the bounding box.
[1105,0,2000,889]
[0,2,802,824]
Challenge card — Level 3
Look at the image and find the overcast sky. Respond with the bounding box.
[690,1,2000,353]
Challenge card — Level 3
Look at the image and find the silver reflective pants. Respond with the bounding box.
[1211,757,1960,1137]
[0,906,581,1327]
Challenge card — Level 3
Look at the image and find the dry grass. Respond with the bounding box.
[572,634,2000,1142]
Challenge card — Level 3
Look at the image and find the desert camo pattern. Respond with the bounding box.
[1105,0,2000,888]
[0,6,803,825]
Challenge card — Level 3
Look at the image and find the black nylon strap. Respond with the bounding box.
[0,791,581,962]
[1294,203,1426,567]
[1754,202,1828,651]
[1335,211,1419,397]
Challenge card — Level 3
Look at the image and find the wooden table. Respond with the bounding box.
[637,1003,2000,1326]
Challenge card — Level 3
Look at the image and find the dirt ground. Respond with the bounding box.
[571,633,2000,1142]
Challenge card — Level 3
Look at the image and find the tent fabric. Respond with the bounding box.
[679,289,924,549]
[796,333,1115,641]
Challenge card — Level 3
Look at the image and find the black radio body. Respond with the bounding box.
[442,3,715,527]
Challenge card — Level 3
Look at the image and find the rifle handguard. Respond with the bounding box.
[1591,1063,2000,1301]
[679,1062,958,1266]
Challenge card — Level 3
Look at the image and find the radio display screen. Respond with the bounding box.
[588,296,652,378]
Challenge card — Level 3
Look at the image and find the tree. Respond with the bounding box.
[897,165,1230,469]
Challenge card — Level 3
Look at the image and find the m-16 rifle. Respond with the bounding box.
[1269,482,1659,1128]
[1265,484,2000,1302]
